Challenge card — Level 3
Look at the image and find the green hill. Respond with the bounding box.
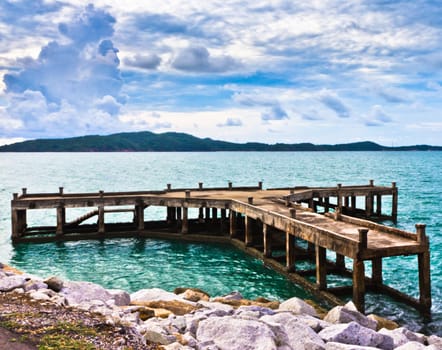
[0,131,440,152]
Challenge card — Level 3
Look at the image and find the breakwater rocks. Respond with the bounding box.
[0,264,441,350]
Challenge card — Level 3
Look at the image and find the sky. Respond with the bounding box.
[0,0,441,146]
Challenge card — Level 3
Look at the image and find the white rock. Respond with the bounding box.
[427,335,442,348]
[29,290,52,301]
[60,281,114,305]
[162,342,193,350]
[196,316,277,350]
[0,275,26,292]
[24,280,48,292]
[218,291,243,301]
[143,324,177,345]
[318,321,384,348]
[108,289,131,306]
[235,305,275,317]
[325,342,379,349]
[379,327,425,348]
[394,341,428,350]
[324,306,377,330]
[279,296,318,317]
[195,301,234,315]
[261,312,325,349]
[131,288,190,303]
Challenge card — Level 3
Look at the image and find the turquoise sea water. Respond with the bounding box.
[0,152,441,334]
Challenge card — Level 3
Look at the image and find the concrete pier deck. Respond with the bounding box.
[10,181,431,318]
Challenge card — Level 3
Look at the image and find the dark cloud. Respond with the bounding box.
[172,46,238,73]
[124,54,161,70]
[217,118,243,127]
[319,94,350,118]
[261,105,289,121]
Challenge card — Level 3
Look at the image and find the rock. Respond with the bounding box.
[131,300,199,316]
[196,317,277,350]
[427,335,442,347]
[44,276,64,292]
[318,321,385,348]
[235,305,275,317]
[174,287,210,297]
[143,324,177,345]
[379,327,425,348]
[24,280,48,292]
[324,342,379,349]
[196,300,234,314]
[197,340,220,350]
[261,312,325,349]
[182,289,210,302]
[60,281,113,305]
[108,289,131,306]
[162,342,193,350]
[367,314,398,331]
[132,288,188,303]
[324,305,377,330]
[394,341,428,350]
[127,305,156,320]
[279,296,318,317]
[29,290,52,301]
[289,313,331,332]
[219,291,244,301]
[211,297,279,309]
[0,275,26,292]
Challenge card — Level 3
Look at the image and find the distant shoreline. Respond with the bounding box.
[1,131,442,152]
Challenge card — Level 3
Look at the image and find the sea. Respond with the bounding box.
[0,151,441,335]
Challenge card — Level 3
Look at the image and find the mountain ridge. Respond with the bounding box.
[0,131,441,152]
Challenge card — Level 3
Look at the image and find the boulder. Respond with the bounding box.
[131,288,188,303]
[318,321,385,348]
[394,342,428,350]
[324,305,377,330]
[218,291,244,301]
[24,280,48,292]
[196,300,234,314]
[60,281,113,305]
[279,296,318,317]
[143,324,177,345]
[182,289,210,302]
[427,335,442,347]
[44,276,64,292]
[131,299,199,316]
[174,287,210,297]
[196,317,277,350]
[367,314,398,331]
[108,289,131,306]
[325,343,379,349]
[0,275,26,292]
[261,312,325,349]
[378,327,425,348]
[29,290,52,301]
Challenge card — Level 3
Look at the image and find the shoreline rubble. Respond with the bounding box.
[0,263,441,350]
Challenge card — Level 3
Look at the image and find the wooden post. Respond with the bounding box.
[220,208,227,232]
[136,201,145,231]
[392,182,398,222]
[56,205,66,235]
[358,228,368,250]
[324,197,330,213]
[369,179,374,187]
[248,197,254,205]
[316,245,327,290]
[167,184,172,191]
[212,208,218,224]
[59,187,64,195]
[198,182,203,190]
[258,181,263,189]
[372,258,382,287]
[353,258,366,313]
[263,224,272,257]
[344,196,350,207]
[376,194,382,216]
[11,208,27,239]
[205,207,211,221]
[286,231,296,272]
[365,195,374,217]
[229,210,237,238]
[198,207,204,223]
[98,205,105,233]
[182,206,188,234]
[337,184,342,211]
[416,224,431,317]
[228,181,233,190]
[351,196,356,210]
[245,216,253,246]
[336,253,345,270]
[176,207,182,226]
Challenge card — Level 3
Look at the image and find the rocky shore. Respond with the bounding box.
[0,263,441,350]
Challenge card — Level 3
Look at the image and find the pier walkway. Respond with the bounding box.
[10,181,431,318]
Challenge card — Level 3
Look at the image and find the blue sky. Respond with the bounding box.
[0,0,441,146]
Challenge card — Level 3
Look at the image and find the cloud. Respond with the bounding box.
[1,5,125,138]
[217,118,243,127]
[364,105,393,126]
[133,13,192,35]
[261,105,289,121]
[124,54,161,70]
[172,46,238,73]
[318,92,350,118]
[301,110,323,121]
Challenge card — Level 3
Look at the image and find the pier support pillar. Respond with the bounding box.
[198,207,204,223]
[205,207,211,221]
[336,253,345,271]
[11,208,27,239]
[376,194,382,216]
[316,245,327,290]
[176,207,182,228]
[392,182,398,222]
[181,207,188,234]
[212,208,218,224]
[365,194,374,217]
[220,209,227,233]
[98,206,105,234]
[416,224,431,317]
[286,232,296,271]
[245,216,253,246]
[371,258,383,289]
[263,224,272,258]
[229,210,237,238]
[351,196,356,210]
[56,205,66,235]
[135,201,145,231]
[324,197,330,213]
[353,258,366,313]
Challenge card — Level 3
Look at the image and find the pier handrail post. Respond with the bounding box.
[228,181,233,190]
[198,182,203,190]
[167,184,172,191]
[22,188,27,196]
[13,193,18,200]
[369,179,374,187]
[258,181,263,190]
[358,228,368,250]
[248,197,254,205]
[59,187,64,195]
[289,208,296,219]
[416,223,427,244]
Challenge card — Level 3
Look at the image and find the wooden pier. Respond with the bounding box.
[10,181,431,318]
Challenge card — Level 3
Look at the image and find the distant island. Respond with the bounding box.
[0,131,441,152]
